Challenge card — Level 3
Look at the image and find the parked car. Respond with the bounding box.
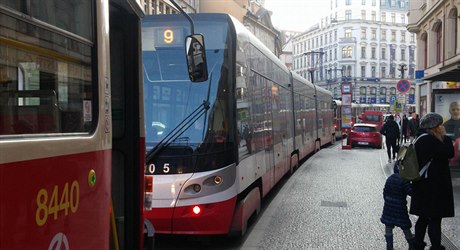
[349,123,382,149]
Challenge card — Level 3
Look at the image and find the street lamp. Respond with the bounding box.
[303,51,325,84]
[399,63,408,79]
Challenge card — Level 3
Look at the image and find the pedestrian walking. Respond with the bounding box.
[410,112,455,250]
[401,114,409,143]
[381,164,415,250]
[380,115,400,163]
[408,113,419,142]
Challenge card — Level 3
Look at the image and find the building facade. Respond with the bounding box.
[407,0,460,117]
[292,0,416,111]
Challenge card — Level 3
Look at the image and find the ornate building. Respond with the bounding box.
[292,0,416,111]
[407,0,460,116]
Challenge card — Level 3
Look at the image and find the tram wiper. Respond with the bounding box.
[146,68,214,163]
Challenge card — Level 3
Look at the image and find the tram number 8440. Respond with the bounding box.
[35,181,80,226]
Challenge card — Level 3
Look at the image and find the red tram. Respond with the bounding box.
[0,1,147,249]
[142,14,335,236]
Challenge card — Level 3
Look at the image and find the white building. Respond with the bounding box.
[292,0,416,109]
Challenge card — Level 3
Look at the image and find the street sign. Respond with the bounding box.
[396,79,410,93]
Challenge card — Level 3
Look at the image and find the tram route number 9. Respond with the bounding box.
[147,163,170,174]
[36,181,79,226]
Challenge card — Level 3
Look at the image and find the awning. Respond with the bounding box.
[423,62,460,82]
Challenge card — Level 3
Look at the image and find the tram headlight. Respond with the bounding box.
[213,175,223,185]
[192,184,201,193]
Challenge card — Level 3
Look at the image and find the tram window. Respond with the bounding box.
[0,11,94,136]
[1,0,93,40]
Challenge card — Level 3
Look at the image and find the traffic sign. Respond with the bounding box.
[396,79,410,93]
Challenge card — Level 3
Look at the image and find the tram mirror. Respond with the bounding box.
[185,34,208,82]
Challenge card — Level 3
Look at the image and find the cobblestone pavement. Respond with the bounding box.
[240,142,460,250]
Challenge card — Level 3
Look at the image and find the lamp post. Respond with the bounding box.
[303,51,325,84]
[399,63,408,79]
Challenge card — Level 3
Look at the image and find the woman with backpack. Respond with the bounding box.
[410,112,455,250]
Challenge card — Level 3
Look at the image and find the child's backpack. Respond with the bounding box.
[396,133,431,181]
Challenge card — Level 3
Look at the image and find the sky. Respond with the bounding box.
[264,0,330,32]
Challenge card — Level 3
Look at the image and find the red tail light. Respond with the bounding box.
[145,175,153,193]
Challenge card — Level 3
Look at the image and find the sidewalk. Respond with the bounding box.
[241,143,460,249]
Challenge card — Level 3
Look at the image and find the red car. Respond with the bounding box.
[349,123,382,149]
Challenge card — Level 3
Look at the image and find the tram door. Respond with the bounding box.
[109,3,144,250]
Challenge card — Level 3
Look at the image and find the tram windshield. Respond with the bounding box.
[142,16,234,154]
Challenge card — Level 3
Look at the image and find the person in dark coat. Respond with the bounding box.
[381,115,400,163]
[408,113,419,142]
[381,164,415,250]
[409,112,455,250]
[401,114,409,143]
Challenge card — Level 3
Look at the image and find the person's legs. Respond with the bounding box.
[385,225,394,250]
[385,140,392,162]
[414,217,429,249]
[390,139,397,159]
[402,228,415,250]
[427,217,443,249]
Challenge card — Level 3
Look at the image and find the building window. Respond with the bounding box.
[361,28,367,39]
[391,13,396,24]
[400,31,406,42]
[371,29,377,39]
[372,0,376,6]
[381,47,386,59]
[334,48,337,59]
[381,30,387,40]
[390,64,396,78]
[362,10,366,20]
[371,66,376,77]
[345,10,352,20]
[345,28,352,38]
[347,66,352,76]
[342,46,353,58]
[371,47,376,59]
[362,0,366,5]
[401,0,406,8]
[371,11,376,21]
[410,33,415,43]
[361,66,366,77]
[361,46,367,58]
[401,48,406,61]
[346,0,351,5]
[381,0,386,5]
[400,14,405,24]
[381,67,386,78]
[391,31,396,41]
[436,24,442,64]
[381,12,386,22]
[335,30,338,41]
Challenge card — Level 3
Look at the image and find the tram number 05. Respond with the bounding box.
[147,163,170,174]
[35,181,80,226]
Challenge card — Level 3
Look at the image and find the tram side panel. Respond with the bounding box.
[292,75,317,160]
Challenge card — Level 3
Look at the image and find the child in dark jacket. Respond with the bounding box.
[381,165,415,250]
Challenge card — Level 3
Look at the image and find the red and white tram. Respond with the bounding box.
[142,13,335,236]
[0,1,147,249]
